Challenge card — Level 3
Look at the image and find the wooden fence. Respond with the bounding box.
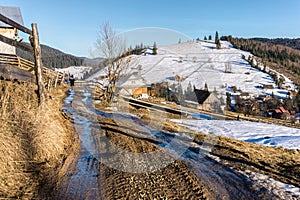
[0,13,65,106]
[0,53,64,87]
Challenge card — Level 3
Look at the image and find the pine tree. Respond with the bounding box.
[204,36,207,40]
[152,42,158,55]
[215,31,219,43]
[208,35,212,40]
[215,31,221,49]
[278,75,285,88]
[204,82,208,90]
[226,92,231,110]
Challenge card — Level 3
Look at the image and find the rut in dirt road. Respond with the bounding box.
[55,89,100,200]
[56,86,284,200]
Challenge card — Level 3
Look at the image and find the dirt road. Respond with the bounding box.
[55,86,300,200]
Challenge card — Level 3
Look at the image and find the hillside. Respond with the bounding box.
[94,40,294,101]
[252,38,300,50]
[16,44,101,69]
[221,36,300,85]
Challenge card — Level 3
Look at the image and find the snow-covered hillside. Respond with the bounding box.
[122,40,295,99]
[55,66,92,80]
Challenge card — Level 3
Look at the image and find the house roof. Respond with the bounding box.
[240,92,250,96]
[279,106,289,113]
[0,6,24,28]
[194,89,210,104]
[117,73,146,89]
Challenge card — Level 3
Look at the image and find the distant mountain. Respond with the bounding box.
[251,38,300,51]
[16,44,102,69]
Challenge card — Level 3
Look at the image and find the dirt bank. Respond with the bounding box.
[0,81,77,199]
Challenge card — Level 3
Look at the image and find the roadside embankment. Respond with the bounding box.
[0,81,77,199]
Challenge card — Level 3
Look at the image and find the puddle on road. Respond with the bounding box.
[60,88,99,199]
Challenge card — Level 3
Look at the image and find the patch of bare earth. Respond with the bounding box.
[97,116,209,199]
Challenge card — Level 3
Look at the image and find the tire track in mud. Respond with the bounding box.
[57,86,288,199]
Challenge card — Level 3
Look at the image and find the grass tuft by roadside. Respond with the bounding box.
[0,80,76,199]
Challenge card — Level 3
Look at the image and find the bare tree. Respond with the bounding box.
[95,22,130,104]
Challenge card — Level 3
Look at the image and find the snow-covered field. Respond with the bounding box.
[119,40,295,99]
[171,119,300,150]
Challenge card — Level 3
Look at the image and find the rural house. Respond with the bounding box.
[117,71,148,99]
[194,89,221,112]
[268,106,291,120]
[0,6,24,54]
[239,92,251,100]
[263,84,274,90]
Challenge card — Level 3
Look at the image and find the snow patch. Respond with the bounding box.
[171,119,300,150]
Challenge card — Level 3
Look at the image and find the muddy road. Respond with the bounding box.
[56,86,300,200]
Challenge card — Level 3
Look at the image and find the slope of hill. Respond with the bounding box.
[252,38,300,50]
[113,40,294,100]
[221,36,300,85]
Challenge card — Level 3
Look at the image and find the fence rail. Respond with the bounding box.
[0,53,64,87]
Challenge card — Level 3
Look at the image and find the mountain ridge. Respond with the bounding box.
[16,43,102,69]
[251,38,300,50]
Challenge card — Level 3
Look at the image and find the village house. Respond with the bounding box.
[239,92,251,100]
[0,6,24,54]
[194,89,221,112]
[288,90,297,98]
[117,71,148,99]
[256,94,268,102]
[174,74,183,82]
[263,84,274,90]
[268,106,291,120]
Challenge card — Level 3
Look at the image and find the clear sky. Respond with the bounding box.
[1,0,300,57]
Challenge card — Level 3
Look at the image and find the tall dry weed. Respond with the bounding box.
[0,80,73,198]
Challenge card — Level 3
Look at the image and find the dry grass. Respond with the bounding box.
[0,80,75,199]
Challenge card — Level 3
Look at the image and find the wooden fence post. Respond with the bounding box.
[54,73,59,88]
[31,23,46,106]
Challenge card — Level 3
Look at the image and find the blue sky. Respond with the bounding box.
[1,0,300,57]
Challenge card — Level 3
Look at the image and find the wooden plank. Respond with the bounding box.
[0,63,34,82]
[0,34,32,52]
[0,13,32,35]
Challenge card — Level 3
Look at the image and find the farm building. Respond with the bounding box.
[263,84,274,90]
[239,92,251,100]
[194,89,221,112]
[267,106,291,120]
[117,72,148,99]
[0,6,24,54]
